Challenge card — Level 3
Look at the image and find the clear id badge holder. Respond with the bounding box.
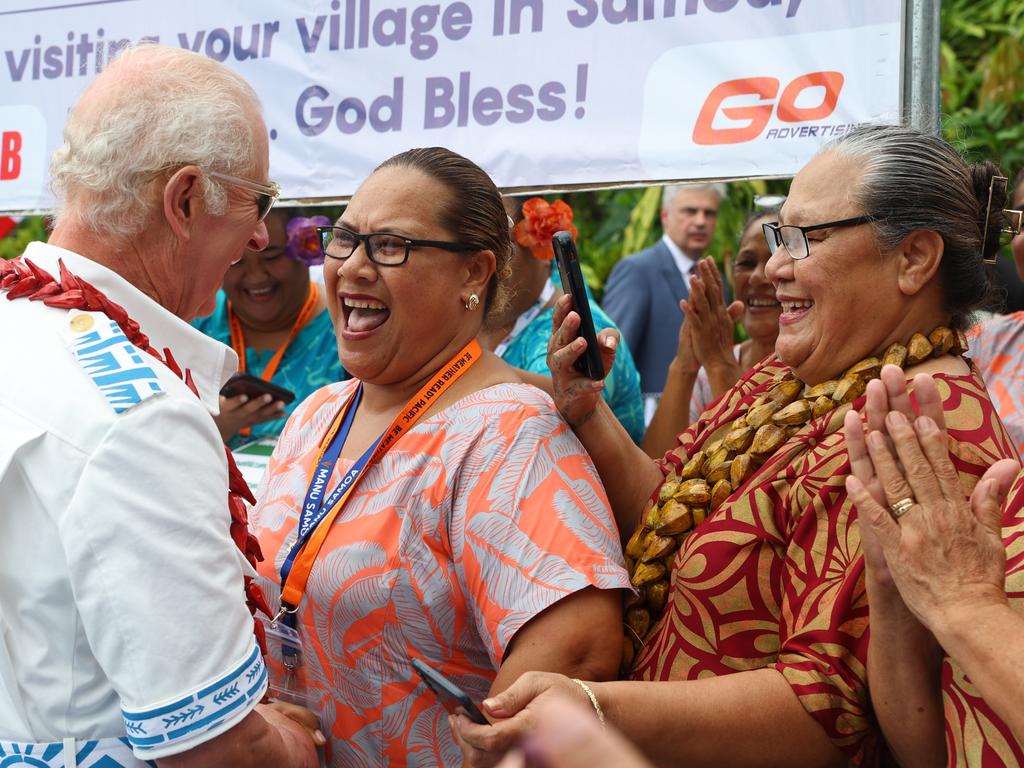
[260,615,309,704]
[257,614,328,767]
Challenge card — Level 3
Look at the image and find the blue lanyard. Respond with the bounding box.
[278,384,378,588]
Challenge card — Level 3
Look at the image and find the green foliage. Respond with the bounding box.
[941,0,1024,174]
[565,178,789,301]
[0,217,49,260]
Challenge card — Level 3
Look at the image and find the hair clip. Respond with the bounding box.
[982,175,1010,264]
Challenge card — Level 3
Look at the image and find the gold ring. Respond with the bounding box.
[889,497,915,519]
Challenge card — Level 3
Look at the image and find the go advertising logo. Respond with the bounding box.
[692,71,844,145]
[637,26,900,179]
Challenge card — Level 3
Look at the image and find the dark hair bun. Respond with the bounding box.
[970,160,1008,263]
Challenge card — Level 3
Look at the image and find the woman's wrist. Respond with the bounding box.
[668,357,700,379]
[930,595,1011,650]
[571,679,606,727]
[703,356,741,377]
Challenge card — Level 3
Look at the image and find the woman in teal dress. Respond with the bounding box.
[193,208,347,450]
[481,197,645,442]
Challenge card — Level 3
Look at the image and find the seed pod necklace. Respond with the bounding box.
[621,325,967,666]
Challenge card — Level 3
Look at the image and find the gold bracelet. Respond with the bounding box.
[571,678,605,728]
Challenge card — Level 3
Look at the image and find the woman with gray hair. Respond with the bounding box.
[454,124,1020,766]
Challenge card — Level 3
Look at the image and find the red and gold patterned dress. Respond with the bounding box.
[631,355,1020,766]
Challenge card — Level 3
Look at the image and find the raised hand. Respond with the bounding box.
[844,370,1019,627]
[681,258,744,392]
[546,294,617,430]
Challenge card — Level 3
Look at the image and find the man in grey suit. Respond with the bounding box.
[602,183,724,416]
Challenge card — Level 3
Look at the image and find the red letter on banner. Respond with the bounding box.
[0,132,22,180]
[777,71,844,123]
[692,77,779,146]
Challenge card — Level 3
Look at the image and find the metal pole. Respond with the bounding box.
[903,0,942,134]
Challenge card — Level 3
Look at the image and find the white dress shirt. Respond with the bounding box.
[661,233,697,283]
[0,242,265,765]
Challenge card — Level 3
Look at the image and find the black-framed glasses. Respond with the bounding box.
[317,225,476,266]
[762,215,874,261]
[207,170,281,223]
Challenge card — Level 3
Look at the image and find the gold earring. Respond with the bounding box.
[465,294,480,311]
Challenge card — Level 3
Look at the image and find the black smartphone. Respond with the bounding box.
[220,372,296,405]
[411,658,488,726]
[551,230,605,380]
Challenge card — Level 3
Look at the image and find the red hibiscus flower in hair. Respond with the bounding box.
[514,198,577,261]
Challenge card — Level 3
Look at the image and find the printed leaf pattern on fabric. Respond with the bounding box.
[967,311,1024,460]
[631,355,1021,767]
[251,381,630,766]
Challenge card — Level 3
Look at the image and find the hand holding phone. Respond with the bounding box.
[551,231,605,380]
[220,372,296,405]
[411,658,488,725]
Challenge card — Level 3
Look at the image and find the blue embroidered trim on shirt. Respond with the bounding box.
[0,735,156,767]
[121,643,266,753]
[69,314,164,414]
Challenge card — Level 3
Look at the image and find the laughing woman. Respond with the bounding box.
[193,208,346,448]
[454,125,1020,767]
[250,148,629,767]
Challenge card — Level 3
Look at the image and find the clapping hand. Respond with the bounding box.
[843,368,1019,628]
[679,258,743,386]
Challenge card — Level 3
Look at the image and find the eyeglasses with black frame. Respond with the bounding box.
[206,170,281,223]
[317,225,476,266]
[762,215,874,261]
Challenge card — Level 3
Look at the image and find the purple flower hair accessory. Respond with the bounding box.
[285,215,331,266]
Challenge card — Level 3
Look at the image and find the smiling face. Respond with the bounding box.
[222,210,311,331]
[732,214,781,344]
[186,106,272,319]
[765,151,908,384]
[324,165,493,385]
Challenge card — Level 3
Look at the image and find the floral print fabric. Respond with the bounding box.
[968,311,1024,459]
[252,380,630,767]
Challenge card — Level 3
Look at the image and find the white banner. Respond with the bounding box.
[0,0,902,212]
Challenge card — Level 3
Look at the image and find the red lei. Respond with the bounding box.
[1,256,273,655]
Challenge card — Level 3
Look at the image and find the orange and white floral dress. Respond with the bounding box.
[968,311,1024,459]
[252,380,630,767]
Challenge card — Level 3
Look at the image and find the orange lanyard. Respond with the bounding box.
[227,282,320,382]
[277,338,482,615]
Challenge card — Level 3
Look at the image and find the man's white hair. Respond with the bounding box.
[50,43,262,240]
[661,182,727,211]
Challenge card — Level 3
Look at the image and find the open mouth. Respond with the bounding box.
[343,296,390,334]
[746,297,781,310]
[779,298,814,323]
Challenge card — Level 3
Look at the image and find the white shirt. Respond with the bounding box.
[0,243,265,761]
[661,233,697,284]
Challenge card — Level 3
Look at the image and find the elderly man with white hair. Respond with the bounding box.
[0,45,319,768]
